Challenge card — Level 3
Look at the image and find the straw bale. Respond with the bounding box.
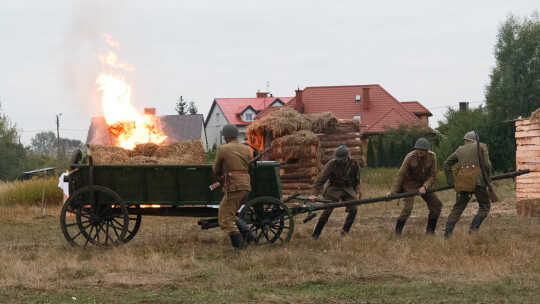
[271,131,320,160]
[248,107,310,138]
[89,140,205,165]
[306,112,339,133]
[515,199,540,217]
[530,108,540,124]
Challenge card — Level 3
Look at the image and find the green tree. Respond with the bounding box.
[366,138,376,168]
[0,103,25,180]
[30,131,56,155]
[483,12,540,171]
[376,137,386,168]
[175,96,187,115]
[188,101,198,115]
[379,124,436,167]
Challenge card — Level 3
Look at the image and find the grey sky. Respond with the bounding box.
[1,0,538,146]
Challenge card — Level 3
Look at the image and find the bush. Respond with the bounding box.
[0,177,63,207]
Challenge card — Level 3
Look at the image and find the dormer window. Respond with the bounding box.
[355,95,361,102]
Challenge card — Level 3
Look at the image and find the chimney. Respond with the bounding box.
[295,89,304,113]
[362,87,370,110]
[459,102,469,111]
[144,108,156,115]
[256,92,268,98]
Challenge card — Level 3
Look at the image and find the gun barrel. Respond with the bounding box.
[298,169,530,212]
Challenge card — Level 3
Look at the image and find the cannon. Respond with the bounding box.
[60,149,530,247]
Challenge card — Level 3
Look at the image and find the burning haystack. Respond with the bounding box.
[89,140,205,165]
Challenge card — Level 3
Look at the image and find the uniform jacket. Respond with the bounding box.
[390,150,438,194]
[443,142,491,187]
[310,158,361,200]
[212,139,252,192]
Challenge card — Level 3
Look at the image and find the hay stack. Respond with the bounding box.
[248,107,310,138]
[318,119,363,166]
[516,199,540,217]
[89,140,205,165]
[515,116,540,198]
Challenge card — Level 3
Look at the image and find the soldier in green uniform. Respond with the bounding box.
[387,138,442,235]
[308,145,361,239]
[213,124,256,249]
[443,131,492,238]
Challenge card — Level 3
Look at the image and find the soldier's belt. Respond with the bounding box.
[460,165,480,170]
[227,170,249,176]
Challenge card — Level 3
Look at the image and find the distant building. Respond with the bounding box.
[86,113,208,149]
[287,84,432,136]
[204,92,292,146]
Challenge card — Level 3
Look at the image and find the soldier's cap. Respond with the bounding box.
[414,138,430,150]
[333,145,350,160]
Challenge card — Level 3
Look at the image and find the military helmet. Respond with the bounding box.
[333,145,350,161]
[414,138,430,150]
[222,124,239,138]
[463,131,477,141]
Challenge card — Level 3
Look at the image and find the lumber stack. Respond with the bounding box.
[515,118,540,199]
[515,117,540,216]
[276,145,319,197]
[317,119,364,166]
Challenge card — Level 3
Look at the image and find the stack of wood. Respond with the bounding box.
[515,115,540,217]
[270,131,320,197]
[318,119,364,166]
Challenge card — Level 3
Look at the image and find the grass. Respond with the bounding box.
[0,177,63,207]
[0,169,538,303]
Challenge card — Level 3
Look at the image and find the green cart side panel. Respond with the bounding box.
[70,162,282,206]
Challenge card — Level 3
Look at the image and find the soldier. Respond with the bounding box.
[387,138,442,235]
[308,145,361,239]
[443,131,492,238]
[213,124,256,249]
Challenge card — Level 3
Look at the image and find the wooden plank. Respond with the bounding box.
[516,150,540,158]
[516,145,540,151]
[515,130,540,138]
[517,163,540,171]
[516,137,540,145]
[516,125,540,132]
[517,172,540,180]
[516,157,540,163]
[516,178,540,184]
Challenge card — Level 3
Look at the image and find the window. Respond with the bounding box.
[216,112,220,124]
[355,95,361,102]
[353,115,362,122]
[245,113,253,121]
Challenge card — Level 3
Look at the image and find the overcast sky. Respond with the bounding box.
[1,0,538,146]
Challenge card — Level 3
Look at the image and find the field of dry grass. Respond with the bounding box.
[0,169,539,303]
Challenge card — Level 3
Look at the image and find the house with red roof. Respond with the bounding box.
[204,92,293,146]
[288,84,432,136]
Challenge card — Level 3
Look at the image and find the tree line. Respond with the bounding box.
[364,13,540,173]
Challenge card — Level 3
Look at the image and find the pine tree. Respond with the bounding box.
[188,101,198,115]
[366,138,376,168]
[175,96,187,115]
[376,137,386,168]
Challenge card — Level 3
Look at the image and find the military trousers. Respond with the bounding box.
[218,190,250,235]
[447,186,491,223]
[319,192,358,230]
[397,183,442,222]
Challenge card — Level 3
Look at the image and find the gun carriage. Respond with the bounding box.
[60,149,530,247]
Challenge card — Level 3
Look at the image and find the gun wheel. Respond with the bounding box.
[240,196,294,245]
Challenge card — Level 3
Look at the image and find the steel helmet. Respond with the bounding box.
[333,145,350,161]
[414,138,430,150]
[463,131,477,141]
[222,124,239,138]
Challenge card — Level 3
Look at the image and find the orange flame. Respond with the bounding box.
[96,34,167,150]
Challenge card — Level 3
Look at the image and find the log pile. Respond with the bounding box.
[515,116,540,216]
[317,119,364,166]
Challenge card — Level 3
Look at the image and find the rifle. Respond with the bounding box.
[209,141,280,191]
[475,131,499,202]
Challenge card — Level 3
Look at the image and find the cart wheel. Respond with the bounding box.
[122,212,142,244]
[70,149,82,165]
[60,186,129,247]
[240,196,294,245]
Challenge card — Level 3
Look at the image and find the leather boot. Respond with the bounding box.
[395,219,406,236]
[312,220,327,240]
[426,217,438,235]
[341,210,357,235]
[444,222,456,239]
[469,215,485,233]
[236,219,256,245]
[229,233,244,250]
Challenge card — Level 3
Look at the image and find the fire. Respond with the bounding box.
[95,34,167,150]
